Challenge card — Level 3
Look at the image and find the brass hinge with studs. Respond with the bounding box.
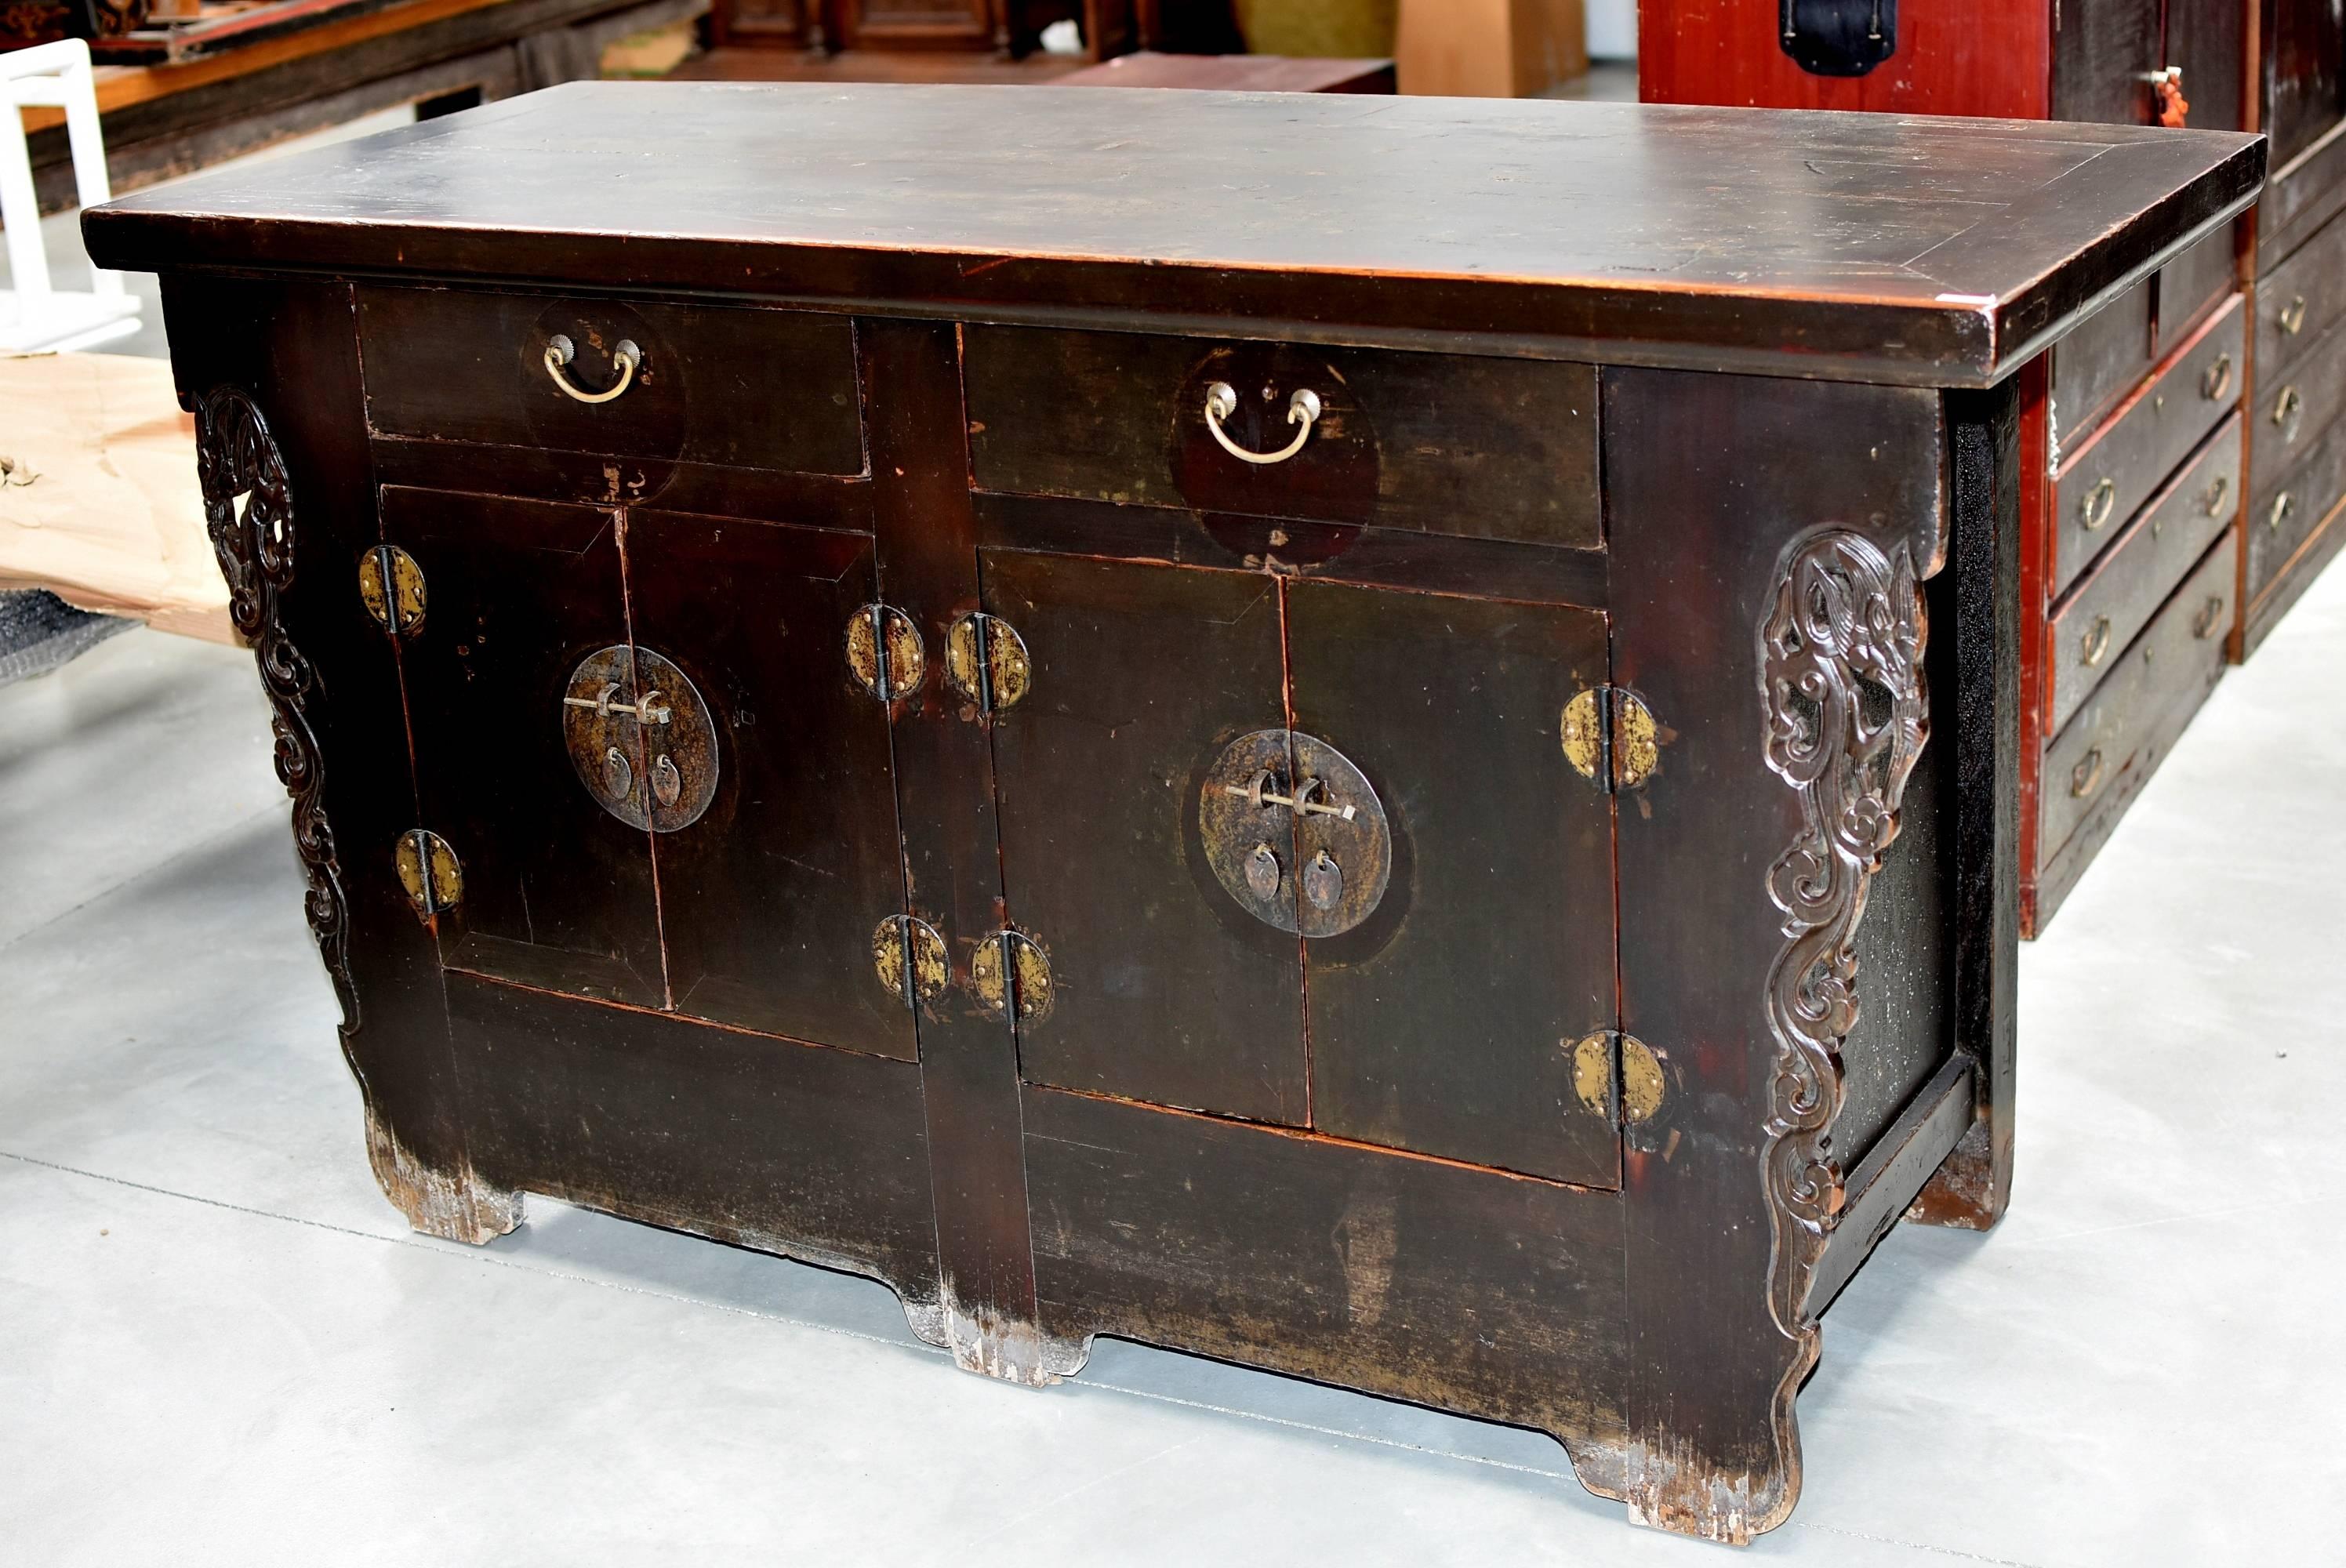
[970,928,1053,1025]
[944,612,1031,717]
[1571,1030,1665,1125]
[394,829,463,921]
[871,913,949,1011]
[358,545,426,636]
[1561,685,1660,793]
[846,604,926,704]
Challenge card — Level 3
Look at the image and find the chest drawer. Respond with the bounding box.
[2255,205,2346,387]
[358,287,865,476]
[2055,295,2243,594]
[2250,410,2346,604]
[2047,415,2239,735]
[2040,528,2234,866]
[963,326,1601,550]
[2253,307,2346,494]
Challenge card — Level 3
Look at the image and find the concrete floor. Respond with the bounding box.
[5,568,2344,1563]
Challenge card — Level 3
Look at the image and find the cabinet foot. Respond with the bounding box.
[363,1105,521,1245]
[903,1287,1090,1387]
[1905,1117,2010,1231]
[1621,1432,1801,1547]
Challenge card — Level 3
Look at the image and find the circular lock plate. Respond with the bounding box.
[1197,728,1389,938]
[561,644,720,832]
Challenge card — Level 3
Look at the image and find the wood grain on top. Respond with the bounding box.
[83,82,2264,385]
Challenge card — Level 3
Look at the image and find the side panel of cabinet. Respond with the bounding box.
[1287,583,1619,1188]
[380,486,667,1007]
[2050,0,2161,125]
[625,509,918,1059]
[981,546,1307,1124]
[2266,0,2346,169]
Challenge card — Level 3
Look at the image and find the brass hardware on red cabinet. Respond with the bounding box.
[2279,295,2308,336]
[2273,385,2304,436]
[1562,685,1660,792]
[2201,474,2230,519]
[2270,492,2297,532]
[2191,595,2227,641]
[2079,476,2118,532]
[2070,747,2105,800]
[2199,352,2232,402]
[2080,615,2112,670]
[1572,1031,1665,1124]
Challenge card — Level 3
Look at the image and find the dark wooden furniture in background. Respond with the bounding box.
[708,0,1134,57]
[1051,46,1393,91]
[86,84,2259,1544]
[1643,0,2346,935]
[16,0,701,213]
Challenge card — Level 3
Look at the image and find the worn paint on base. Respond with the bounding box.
[364,1104,523,1247]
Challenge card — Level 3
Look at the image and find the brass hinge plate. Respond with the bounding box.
[872,913,948,1010]
[1562,685,1660,793]
[394,829,462,921]
[358,545,426,636]
[944,612,1031,717]
[1571,1030,1665,1125]
[970,927,1053,1024]
[847,604,926,704]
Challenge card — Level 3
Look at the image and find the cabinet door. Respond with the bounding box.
[2164,0,2246,132]
[382,486,666,1007]
[982,548,1307,1124]
[625,509,917,1060]
[2267,0,2346,169]
[1287,583,1619,1187]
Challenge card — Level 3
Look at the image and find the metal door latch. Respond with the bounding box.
[561,644,718,832]
[1198,729,1391,938]
[1779,0,1896,78]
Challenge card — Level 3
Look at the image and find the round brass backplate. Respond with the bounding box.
[394,829,462,921]
[847,604,926,703]
[945,612,1030,713]
[561,644,719,833]
[873,913,949,1008]
[1571,1032,1665,1123]
[357,545,426,635]
[1197,728,1390,938]
[971,929,1053,1024]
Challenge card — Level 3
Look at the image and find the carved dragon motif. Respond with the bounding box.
[1757,525,1928,1337]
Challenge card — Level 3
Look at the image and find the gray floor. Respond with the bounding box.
[6,580,2343,1565]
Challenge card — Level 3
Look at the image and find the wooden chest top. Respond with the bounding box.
[85,82,2261,387]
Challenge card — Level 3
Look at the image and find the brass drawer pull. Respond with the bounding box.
[2191,594,2227,641]
[2270,492,2296,532]
[2080,615,2112,669]
[2201,473,2230,517]
[1225,768,1358,821]
[1204,380,1322,466]
[2280,294,2308,336]
[545,333,641,405]
[564,681,670,724]
[2070,747,2104,799]
[2079,476,2118,531]
[2273,384,2302,430]
[2199,351,2232,401]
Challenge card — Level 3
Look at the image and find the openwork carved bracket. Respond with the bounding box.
[1757,525,1927,1338]
[197,387,362,1053]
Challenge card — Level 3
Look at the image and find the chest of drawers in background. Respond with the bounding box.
[1642,0,2346,933]
[85,86,2258,1545]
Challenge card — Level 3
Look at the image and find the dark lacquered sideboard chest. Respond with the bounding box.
[85,85,2261,1544]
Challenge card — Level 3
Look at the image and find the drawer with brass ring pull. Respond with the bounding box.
[2040,530,2236,874]
[2055,295,2244,595]
[2046,415,2239,734]
[2249,406,2346,605]
[2255,203,2346,385]
[962,324,1601,550]
[358,286,864,480]
[2250,306,2346,495]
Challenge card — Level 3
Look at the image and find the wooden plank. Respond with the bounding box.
[1051,50,1395,93]
[0,351,228,643]
[1807,1054,1974,1316]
